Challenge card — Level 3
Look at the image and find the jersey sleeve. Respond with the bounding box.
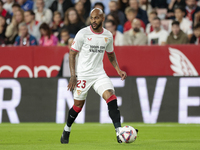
[106,34,114,53]
[71,30,84,52]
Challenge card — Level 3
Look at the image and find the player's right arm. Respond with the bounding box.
[67,29,84,91]
[67,49,78,91]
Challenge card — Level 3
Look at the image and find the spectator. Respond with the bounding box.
[61,7,85,37]
[93,2,105,13]
[148,17,168,45]
[129,0,148,25]
[11,3,21,16]
[190,23,200,44]
[146,11,157,34]
[39,22,58,46]
[139,0,153,16]
[166,21,189,44]
[194,11,200,26]
[168,6,193,40]
[0,15,8,45]
[108,0,126,25]
[123,18,147,45]
[50,0,74,19]
[167,0,186,18]
[0,0,11,21]
[105,19,124,46]
[58,28,70,46]
[79,0,91,20]
[17,0,33,11]
[185,0,200,22]
[14,22,37,46]
[33,0,54,10]
[75,1,86,22]
[118,0,129,12]
[3,0,14,15]
[34,0,53,24]
[24,10,41,43]
[91,0,110,15]
[5,8,24,44]
[50,11,64,37]
[123,6,145,32]
[106,11,123,33]
[151,0,168,9]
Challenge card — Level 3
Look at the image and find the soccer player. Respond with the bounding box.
[60,8,128,144]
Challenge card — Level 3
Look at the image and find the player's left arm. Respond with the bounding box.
[107,52,127,80]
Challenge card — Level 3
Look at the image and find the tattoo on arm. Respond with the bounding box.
[69,49,78,77]
[107,52,118,68]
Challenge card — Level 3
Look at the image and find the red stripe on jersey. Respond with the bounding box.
[90,25,104,34]
[71,47,79,52]
[106,95,117,103]
[106,51,114,54]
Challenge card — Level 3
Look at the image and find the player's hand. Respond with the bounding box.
[67,76,77,91]
[118,70,127,80]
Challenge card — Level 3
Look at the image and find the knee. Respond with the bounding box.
[74,100,85,108]
[103,89,115,100]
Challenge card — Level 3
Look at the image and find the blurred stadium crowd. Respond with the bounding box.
[0,0,200,47]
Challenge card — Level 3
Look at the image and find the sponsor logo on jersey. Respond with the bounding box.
[87,38,92,41]
[72,41,75,45]
[77,90,82,96]
[104,37,108,43]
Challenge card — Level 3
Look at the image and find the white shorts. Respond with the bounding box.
[73,74,114,100]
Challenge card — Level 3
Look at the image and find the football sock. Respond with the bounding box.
[106,95,121,129]
[65,105,82,131]
[64,125,71,132]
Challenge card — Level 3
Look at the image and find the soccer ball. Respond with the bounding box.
[118,126,137,143]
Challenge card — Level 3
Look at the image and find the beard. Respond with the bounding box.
[133,27,140,32]
[91,21,102,30]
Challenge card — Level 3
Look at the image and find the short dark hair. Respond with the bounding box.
[94,2,105,13]
[174,6,186,13]
[12,3,21,8]
[153,17,161,21]
[60,28,69,34]
[105,19,116,26]
[172,20,180,26]
[25,10,35,16]
[193,23,200,30]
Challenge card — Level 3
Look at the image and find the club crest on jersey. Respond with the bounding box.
[104,37,108,43]
[87,38,92,41]
[77,90,82,96]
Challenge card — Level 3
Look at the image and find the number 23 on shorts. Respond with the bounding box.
[77,80,86,89]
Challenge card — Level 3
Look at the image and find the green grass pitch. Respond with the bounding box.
[0,123,200,150]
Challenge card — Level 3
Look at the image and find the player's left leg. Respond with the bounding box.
[102,90,122,143]
[93,75,122,143]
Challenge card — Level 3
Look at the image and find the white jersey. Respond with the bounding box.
[71,26,114,77]
[148,29,168,45]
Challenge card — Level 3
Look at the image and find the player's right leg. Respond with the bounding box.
[61,99,85,144]
[61,77,93,144]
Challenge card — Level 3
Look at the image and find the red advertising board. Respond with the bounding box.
[0,45,200,78]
